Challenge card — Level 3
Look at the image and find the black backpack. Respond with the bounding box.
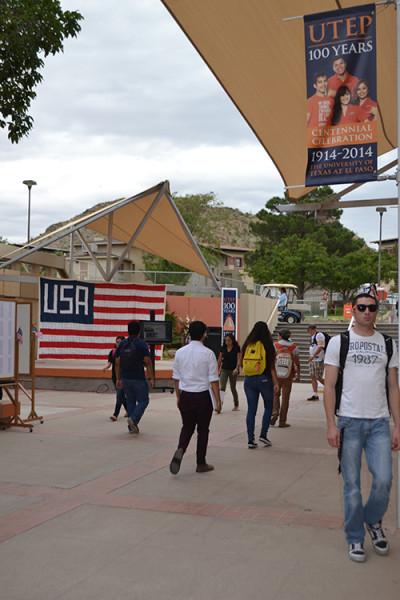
[334,330,393,415]
[119,338,141,372]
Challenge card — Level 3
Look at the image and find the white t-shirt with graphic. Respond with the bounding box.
[324,330,398,418]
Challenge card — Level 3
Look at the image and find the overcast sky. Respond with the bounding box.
[1,0,398,247]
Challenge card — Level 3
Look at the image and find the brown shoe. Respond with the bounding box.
[279,423,291,428]
[109,415,117,422]
[196,463,214,473]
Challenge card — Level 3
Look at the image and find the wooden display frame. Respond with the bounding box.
[0,299,42,431]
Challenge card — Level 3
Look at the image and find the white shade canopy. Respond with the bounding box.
[162,0,396,199]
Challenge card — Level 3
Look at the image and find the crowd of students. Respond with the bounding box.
[105,304,400,563]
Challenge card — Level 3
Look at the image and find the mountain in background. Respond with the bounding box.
[42,197,260,251]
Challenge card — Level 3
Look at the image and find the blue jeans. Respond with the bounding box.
[122,379,149,424]
[338,417,392,544]
[244,375,274,443]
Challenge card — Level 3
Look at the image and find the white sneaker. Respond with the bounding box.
[366,522,389,555]
[348,542,366,563]
[259,436,272,447]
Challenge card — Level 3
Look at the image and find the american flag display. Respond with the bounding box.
[38,278,166,360]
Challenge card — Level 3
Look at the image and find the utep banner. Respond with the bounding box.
[38,278,166,360]
[221,288,238,342]
[304,4,377,185]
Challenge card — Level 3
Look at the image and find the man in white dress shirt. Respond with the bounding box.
[170,321,222,475]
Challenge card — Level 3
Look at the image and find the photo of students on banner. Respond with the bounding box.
[304,4,377,186]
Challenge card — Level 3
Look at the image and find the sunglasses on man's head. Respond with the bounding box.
[355,304,378,313]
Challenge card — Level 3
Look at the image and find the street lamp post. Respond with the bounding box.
[376,206,387,287]
[22,180,37,243]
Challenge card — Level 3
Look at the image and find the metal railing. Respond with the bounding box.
[113,270,258,294]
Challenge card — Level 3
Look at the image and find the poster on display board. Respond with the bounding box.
[0,300,16,380]
[16,303,32,376]
[304,3,377,185]
[221,288,238,342]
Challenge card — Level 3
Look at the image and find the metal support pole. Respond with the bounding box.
[396,0,400,529]
[22,180,37,244]
[376,207,386,286]
[69,232,74,277]
[22,179,36,244]
[27,186,31,243]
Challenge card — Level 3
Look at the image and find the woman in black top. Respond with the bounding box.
[103,336,127,421]
[218,334,241,410]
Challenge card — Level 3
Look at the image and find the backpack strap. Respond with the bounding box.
[382,333,393,371]
[382,333,393,412]
[335,331,350,415]
[275,342,295,353]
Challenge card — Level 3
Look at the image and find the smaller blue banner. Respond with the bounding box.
[221,288,238,342]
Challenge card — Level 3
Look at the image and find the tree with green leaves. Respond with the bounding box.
[326,247,396,302]
[249,234,330,298]
[248,186,393,298]
[0,0,83,142]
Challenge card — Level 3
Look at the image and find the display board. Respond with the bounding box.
[140,320,172,344]
[0,300,16,380]
[16,303,32,376]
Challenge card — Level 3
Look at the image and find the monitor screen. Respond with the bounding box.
[140,320,172,344]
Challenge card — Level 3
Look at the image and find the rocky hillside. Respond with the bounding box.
[42,199,260,251]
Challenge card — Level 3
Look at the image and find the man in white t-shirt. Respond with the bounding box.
[324,293,400,563]
[307,325,326,401]
[170,320,221,475]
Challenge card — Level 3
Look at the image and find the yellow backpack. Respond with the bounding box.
[243,341,266,376]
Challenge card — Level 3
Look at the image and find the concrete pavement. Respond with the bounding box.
[0,382,399,599]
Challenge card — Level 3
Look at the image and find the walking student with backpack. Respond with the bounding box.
[324,293,400,563]
[115,321,155,435]
[307,324,330,401]
[271,329,300,428]
[241,321,279,449]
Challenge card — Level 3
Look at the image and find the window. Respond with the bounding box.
[235,257,243,268]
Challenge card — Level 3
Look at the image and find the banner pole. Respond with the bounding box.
[397,0,400,530]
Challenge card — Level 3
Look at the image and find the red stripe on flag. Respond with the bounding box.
[41,329,126,337]
[93,294,164,303]
[94,283,166,292]
[93,306,164,314]
[39,353,112,360]
[39,353,162,360]
[40,341,123,349]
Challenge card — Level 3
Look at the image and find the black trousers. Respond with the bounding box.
[178,390,213,465]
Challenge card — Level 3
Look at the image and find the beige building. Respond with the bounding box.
[66,235,148,283]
